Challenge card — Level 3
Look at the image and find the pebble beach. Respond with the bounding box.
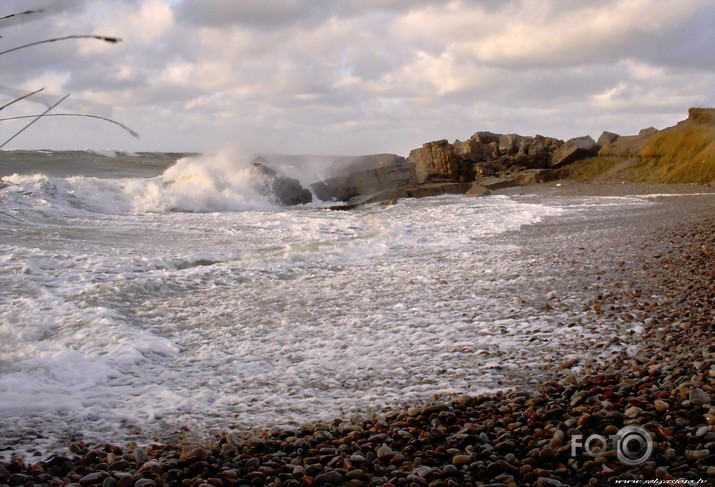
[1,182,714,487]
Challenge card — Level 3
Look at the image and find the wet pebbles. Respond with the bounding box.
[1,215,713,486]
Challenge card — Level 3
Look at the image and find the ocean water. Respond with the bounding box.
[0,150,681,456]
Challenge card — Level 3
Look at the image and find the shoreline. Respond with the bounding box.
[502,179,715,197]
[1,185,713,486]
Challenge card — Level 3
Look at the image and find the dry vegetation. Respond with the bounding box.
[564,108,715,185]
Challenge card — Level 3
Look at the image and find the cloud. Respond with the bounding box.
[1,0,714,154]
[176,0,320,29]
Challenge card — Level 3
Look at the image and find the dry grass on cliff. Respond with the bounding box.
[563,156,622,182]
[635,123,715,184]
[566,109,715,185]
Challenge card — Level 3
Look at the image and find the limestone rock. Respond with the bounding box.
[251,161,312,205]
[453,138,499,161]
[330,182,474,210]
[514,135,557,168]
[465,183,492,198]
[475,177,517,190]
[499,134,523,155]
[311,154,416,202]
[509,169,557,185]
[406,182,472,198]
[550,135,597,167]
[597,131,620,148]
[471,131,502,145]
[638,127,659,137]
[407,140,470,183]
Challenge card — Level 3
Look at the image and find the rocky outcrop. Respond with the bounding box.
[688,107,715,125]
[251,161,312,206]
[638,127,659,137]
[465,184,492,198]
[309,107,714,209]
[509,169,558,185]
[311,154,417,202]
[474,177,518,190]
[550,136,597,167]
[406,140,473,183]
[407,132,564,184]
[330,182,490,210]
[597,131,620,148]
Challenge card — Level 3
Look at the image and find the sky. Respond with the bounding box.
[1,0,714,156]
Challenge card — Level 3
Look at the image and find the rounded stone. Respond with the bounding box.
[653,399,670,412]
[689,388,711,406]
[452,454,471,466]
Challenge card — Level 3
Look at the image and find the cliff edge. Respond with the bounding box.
[566,108,715,185]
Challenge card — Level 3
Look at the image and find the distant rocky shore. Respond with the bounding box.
[255,107,715,208]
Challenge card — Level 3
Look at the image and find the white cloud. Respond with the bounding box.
[1,0,714,154]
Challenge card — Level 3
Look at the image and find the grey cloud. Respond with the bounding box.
[176,0,326,29]
[2,0,715,154]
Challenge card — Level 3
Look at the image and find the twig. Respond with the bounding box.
[0,9,44,24]
[0,93,69,149]
[0,88,45,111]
[0,113,139,138]
[0,35,122,56]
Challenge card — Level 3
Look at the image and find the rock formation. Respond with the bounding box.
[597,131,620,148]
[250,161,313,206]
[312,107,714,209]
[310,154,417,201]
[406,140,472,183]
[407,132,564,184]
[550,136,597,167]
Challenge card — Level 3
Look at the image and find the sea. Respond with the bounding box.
[0,149,709,457]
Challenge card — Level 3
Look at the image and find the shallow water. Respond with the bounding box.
[0,150,704,457]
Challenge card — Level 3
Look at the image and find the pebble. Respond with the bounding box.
[653,399,669,412]
[1,217,713,487]
[684,449,710,461]
[376,444,395,460]
[451,454,471,466]
[690,388,711,406]
[314,470,343,485]
[624,406,643,418]
[133,447,148,465]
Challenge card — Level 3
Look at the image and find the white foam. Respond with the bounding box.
[0,151,281,217]
[1,187,663,457]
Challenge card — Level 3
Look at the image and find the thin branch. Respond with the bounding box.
[0,35,122,56]
[0,93,69,149]
[0,9,44,24]
[0,113,139,138]
[0,88,45,111]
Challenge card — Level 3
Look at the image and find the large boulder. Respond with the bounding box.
[251,162,312,205]
[513,135,559,168]
[405,182,473,198]
[407,140,470,183]
[465,183,492,198]
[474,177,517,190]
[499,134,524,155]
[638,127,659,137]
[310,154,417,202]
[453,138,499,161]
[597,131,620,148]
[509,169,558,185]
[329,182,485,210]
[550,135,597,167]
[471,131,502,145]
